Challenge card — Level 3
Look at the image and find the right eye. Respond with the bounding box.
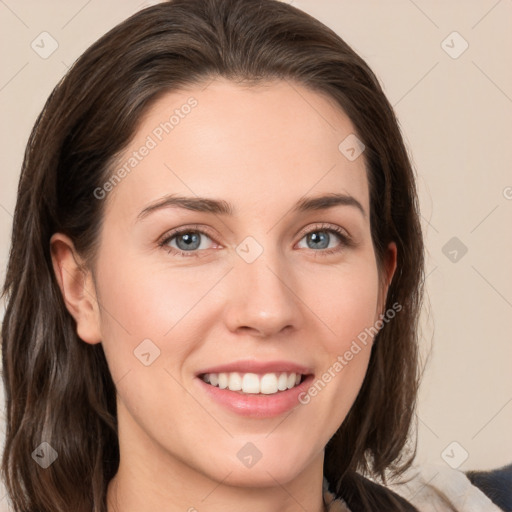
[158,228,219,257]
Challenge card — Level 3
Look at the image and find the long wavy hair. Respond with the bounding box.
[1,0,424,510]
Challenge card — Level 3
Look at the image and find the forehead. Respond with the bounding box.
[105,78,369,220]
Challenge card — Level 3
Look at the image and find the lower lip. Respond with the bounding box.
[196,374,315,418]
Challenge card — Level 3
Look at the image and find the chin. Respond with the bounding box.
[221,465,304,489]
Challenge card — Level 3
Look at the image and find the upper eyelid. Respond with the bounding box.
[159,224,216,243]
[295,222,350,240]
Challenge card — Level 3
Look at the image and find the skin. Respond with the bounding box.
[51,78,396,512]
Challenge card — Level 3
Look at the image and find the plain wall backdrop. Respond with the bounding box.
[1,0,511,509]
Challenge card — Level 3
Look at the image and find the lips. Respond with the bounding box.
[195,359,314,376]
[194,360,315,417]
[196,360,313,394]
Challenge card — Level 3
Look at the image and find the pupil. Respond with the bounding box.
[308,231,329,249]
[177,232,200,250]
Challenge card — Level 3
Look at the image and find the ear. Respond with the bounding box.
[50,233,102,345]
[376,241,398,318]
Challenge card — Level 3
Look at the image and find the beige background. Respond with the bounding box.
[1,0,511,508]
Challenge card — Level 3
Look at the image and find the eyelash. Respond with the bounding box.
[157,223,353,258]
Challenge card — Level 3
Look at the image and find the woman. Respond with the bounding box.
[2,0,430,510]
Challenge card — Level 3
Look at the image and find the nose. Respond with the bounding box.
[221,247,303,338]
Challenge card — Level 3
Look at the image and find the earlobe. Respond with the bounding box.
[377,241,398,316]
[50,233,102,345]
[385,241,398,288]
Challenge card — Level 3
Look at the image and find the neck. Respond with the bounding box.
[107,464,328,512]
[107,398,329,512]
[107,436,327,512]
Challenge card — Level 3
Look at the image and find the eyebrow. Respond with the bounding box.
[293,193,366,217]
[136,192,366,221]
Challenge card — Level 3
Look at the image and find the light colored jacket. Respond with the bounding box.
[323,463,504,511]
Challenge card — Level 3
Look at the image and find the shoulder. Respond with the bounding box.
[324,462,510,511]
[379,462,507,512]
[465,464,512,511]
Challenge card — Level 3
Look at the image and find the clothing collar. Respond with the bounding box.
[323,476,351,512]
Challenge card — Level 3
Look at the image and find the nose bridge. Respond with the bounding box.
[222,238,302,336]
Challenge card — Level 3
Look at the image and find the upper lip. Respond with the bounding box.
[196,360,314,376]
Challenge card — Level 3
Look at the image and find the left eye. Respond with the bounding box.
[296,229,343,250]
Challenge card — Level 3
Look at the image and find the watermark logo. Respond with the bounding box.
[133,338,161,366]
[237,442,262,468]
[94,97,198,200]
[338,134,365,161]
[441,31,469,60]
[442,236,468,263]
[236,236,264,264]
[441,441,469,469]
[31,442,58,468]
[298,302,402,405]
[31,32,59,59]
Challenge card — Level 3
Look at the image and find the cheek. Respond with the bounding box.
[303,257,381,355]
[297,254,380,414]
[93,249,228,375]
[300,265,380,434]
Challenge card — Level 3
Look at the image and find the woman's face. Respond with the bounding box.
[77,79,395,486]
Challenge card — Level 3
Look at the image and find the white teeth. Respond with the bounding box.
[242,373,260,393]
[229,372,242,391]
[218,373,228,389]
[202,371,303,394]
[260,373,278,394]
[277,373,288,391]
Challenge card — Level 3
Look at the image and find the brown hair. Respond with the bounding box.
[1,0,424,510]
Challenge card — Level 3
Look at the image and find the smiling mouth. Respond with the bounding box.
[199,371,308,395]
